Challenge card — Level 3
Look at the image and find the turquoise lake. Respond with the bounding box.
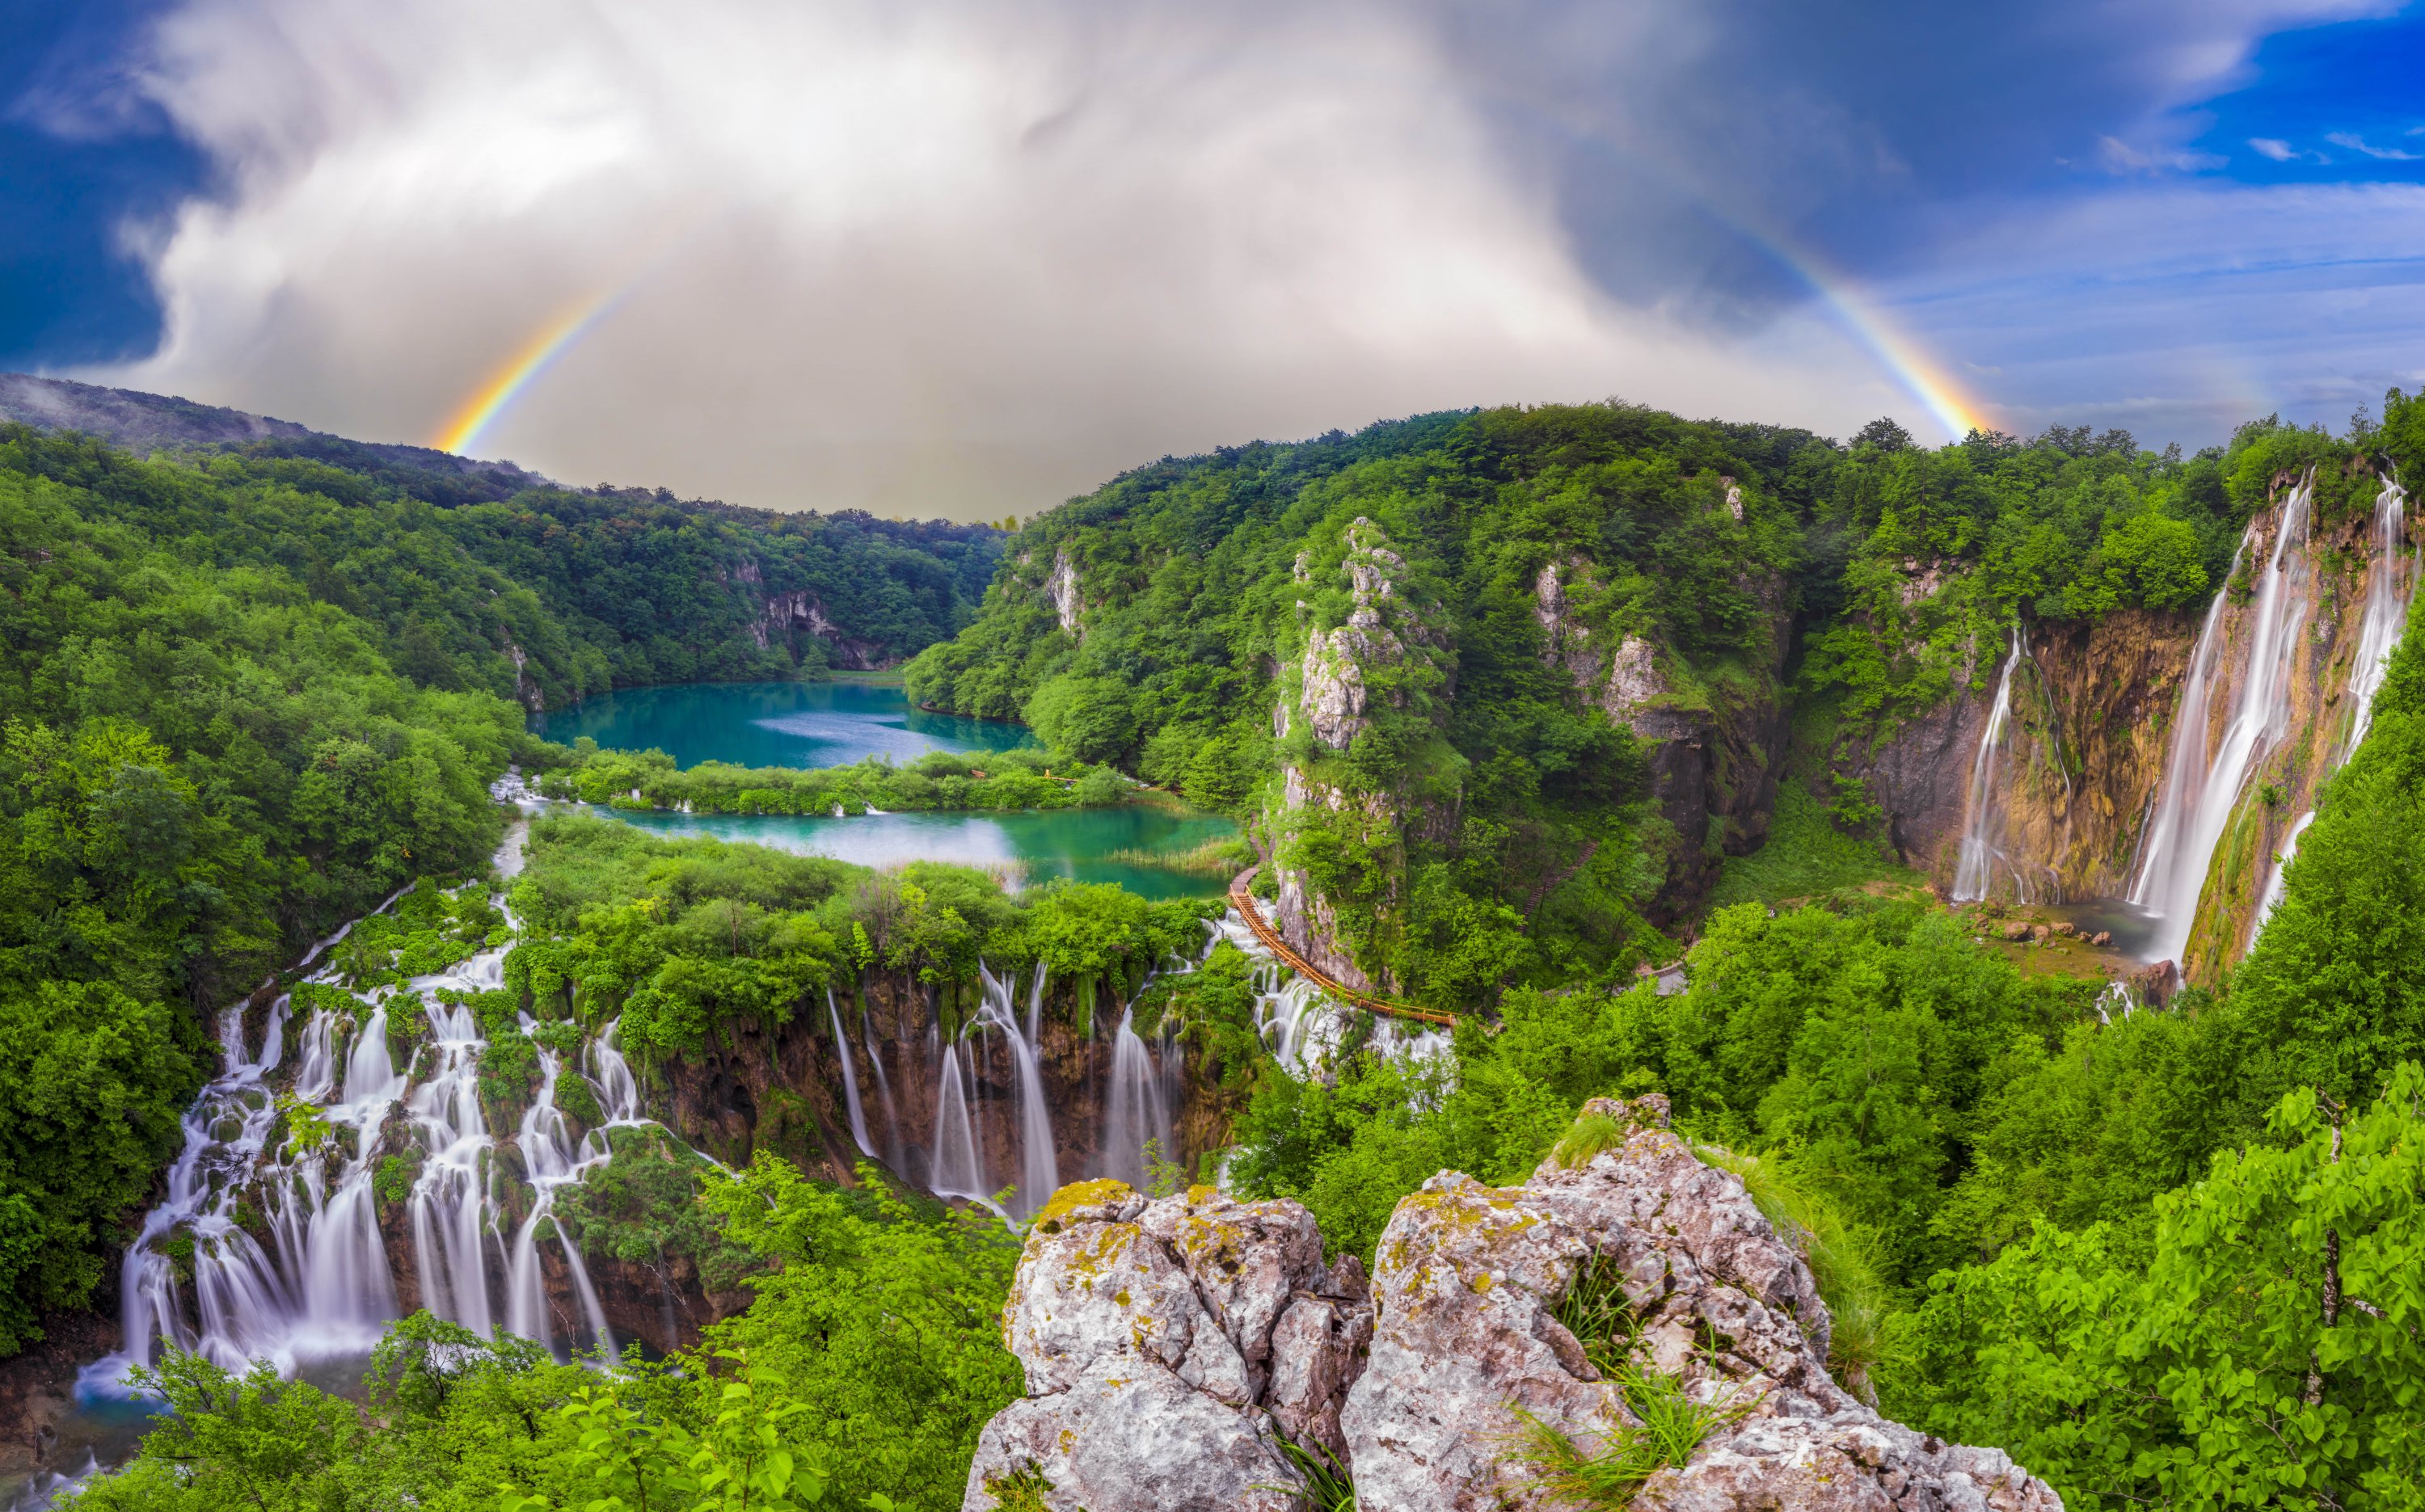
[529,680,1238,899]
[529,679,1035,769]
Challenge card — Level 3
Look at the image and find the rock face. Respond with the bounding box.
[967,1102,2060,1512]
[1048,547,1085,639]
[1267,517,1455,992]
[751,587,892,669]
[963,1181,1373,1512]
[1533,558,1792,920]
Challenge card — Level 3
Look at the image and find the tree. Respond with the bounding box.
[1897,1064,2425,1508]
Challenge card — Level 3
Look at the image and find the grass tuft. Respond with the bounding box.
[1550,1111,1627,1171]
[1693,1143,1900,1402]
[1504,1364,1757,1508]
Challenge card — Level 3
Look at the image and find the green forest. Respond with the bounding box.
[15,390,2425,1511]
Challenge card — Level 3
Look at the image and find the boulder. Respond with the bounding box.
[962,1181,1373,1512]
[968,1110,2060,1512]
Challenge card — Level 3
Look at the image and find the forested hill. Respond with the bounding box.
[909,397,2425,1006]
[0,410,1003,697]
[0,415,995,1346]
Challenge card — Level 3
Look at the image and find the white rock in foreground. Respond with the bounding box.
[1340,1094,2060,1511]
[961,1180,1372,1512]
[965,1101,2060,1512]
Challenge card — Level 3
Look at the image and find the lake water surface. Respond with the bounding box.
[530,680,1236,899]
[529,679,1035,769]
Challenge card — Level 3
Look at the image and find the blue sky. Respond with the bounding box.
[4,0,2423,516]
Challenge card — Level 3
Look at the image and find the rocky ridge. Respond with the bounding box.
[964,1097,2060,1512]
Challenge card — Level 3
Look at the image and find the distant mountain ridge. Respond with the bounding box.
[0,372,546,503]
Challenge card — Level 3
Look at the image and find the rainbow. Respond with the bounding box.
[429,288,625,457]
[1780,244,1996,442]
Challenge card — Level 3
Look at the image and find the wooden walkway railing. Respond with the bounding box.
[1226,869,1457,1027]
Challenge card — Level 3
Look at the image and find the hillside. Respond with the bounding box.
[0,405,998,1356]
[909,398,2425,1006]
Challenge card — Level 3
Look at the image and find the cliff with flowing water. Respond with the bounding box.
[1851,464,2415,981]
[74,783,1450,1415]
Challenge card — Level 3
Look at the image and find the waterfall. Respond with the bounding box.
[2253,473,2413,939]
[825,990,877,1159]
[926,1043,993,1213]
[1952,626,2026,903]
[80,786,681,1397]
[2129,473,2315,963]
[503,1017,615,1360]
[586,1018,644,1126]
[2339,471,2414,761]
[972,965,1058,1219]
[861,1012,905,1171]
[403,990,498,1337]
[1098,1006,1175,1192]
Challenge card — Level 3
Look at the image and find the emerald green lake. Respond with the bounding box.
[529,679,1035,769]
[529,681,1237,899]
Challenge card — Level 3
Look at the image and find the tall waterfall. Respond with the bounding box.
[824,990,877,1159]
[2129,472,2314,963]
[2254,473,2414,935]
[2337,472,2414,761]
[1952,626,2027,903]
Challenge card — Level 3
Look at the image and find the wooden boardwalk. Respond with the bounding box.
[1226,870,1457,1027]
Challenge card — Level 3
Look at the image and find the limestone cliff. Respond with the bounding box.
[1533,559,1792,919]
[1856,608,2199,898]
[964,1097,2057,1512]
[1265,517,1456,994]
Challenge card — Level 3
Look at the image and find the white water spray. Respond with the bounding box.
[1952,626,2027,903]
[2130,473,2315,962]
[825,990,877,1159]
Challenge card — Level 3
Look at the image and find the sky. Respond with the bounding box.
[4,0,2425,520]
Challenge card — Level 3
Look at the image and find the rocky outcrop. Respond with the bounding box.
[966,1100,2060,1512]
[1267,518,1455,992]
[962,1181,1373,1512]
[1048,547,1085,639]
[1533,559,1791,920]
[752,588,890,669]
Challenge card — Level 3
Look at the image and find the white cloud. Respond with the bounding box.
[2095,134,2226,174]
[77,0,1908,518]
[2249,137,2297,160]
[2326,130,2423,160]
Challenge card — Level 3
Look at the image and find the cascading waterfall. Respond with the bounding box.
[1952,626,2027,903]
[971,965,1058,1219]
[825,990,877,1159]
[503,1017,615,1360]
[2337,470,2414,761]
[1098,1005,1175,1191]
[404,989,498,1336]
[83,777,686,1400]
[2252,472,2414,936]
[2129,471,2315,963]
